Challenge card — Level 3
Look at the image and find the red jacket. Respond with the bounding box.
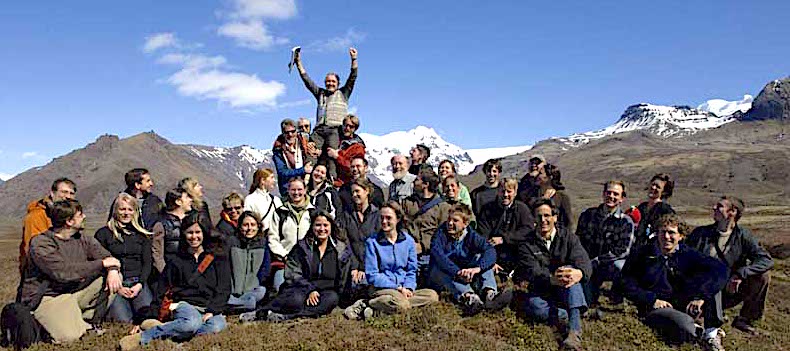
[335,134,366,186]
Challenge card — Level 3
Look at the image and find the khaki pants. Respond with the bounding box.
[368,288,438,315]
[33,277,114,343]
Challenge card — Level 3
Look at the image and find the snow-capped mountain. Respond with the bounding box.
[554,103,736,148]
[187,126,531,190]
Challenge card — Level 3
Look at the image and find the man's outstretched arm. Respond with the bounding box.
[296,51,321,97]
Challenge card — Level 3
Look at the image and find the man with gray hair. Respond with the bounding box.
[294,47,358,180]
[388,154,416,202]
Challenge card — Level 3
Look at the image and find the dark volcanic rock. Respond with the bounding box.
[740,77,790,121]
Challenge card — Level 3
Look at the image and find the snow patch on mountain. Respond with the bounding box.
[465,145,533,165]
[697,95,753,117]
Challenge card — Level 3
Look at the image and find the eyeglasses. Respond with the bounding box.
[226,206,243,211]
[284,130,297,135]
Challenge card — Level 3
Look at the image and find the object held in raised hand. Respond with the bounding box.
[288,46,301,74]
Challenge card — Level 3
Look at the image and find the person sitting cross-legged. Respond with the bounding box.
[226,211,270,313]
[621,214,728,350]
[429,204,511,315]
[353,201,439,318]
[515,198,591,351]
[240,211,353,323]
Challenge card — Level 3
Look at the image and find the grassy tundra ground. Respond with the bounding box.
[0,208,787,351]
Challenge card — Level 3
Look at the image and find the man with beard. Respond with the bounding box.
[471,158,502,217]
[19,199,122,343]
[388,154,416,203]
[477,178,534,278]
[686,196,773,336]
[326,114,366,187]
[108,168,163,231]
[20,177,77,272]
[408,144,433,175]
[338,157,385,211]
[402,168,451,256]
[295,47,358,180]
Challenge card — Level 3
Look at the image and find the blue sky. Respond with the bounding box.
[1,0,788,179]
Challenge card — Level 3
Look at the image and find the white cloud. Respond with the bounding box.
[308,28,366,52]
[143,32,178,53]
[218,0,296,51]
[158,53,286,108]
[278,99,312,109]
[22,152,38,159]
[229,0,297,20]
[217,20,289,50]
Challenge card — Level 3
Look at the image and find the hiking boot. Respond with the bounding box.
[240,309,267,324]
[461,293,484,316]
[561,330,583,351]
[732,317,760,336]
[119,333,142,351]
[344,299,368,320]
[583,308,604,320]
[703,329,726,351]
[140,319,164,331]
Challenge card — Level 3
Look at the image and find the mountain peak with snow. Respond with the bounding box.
[697,94,753,117]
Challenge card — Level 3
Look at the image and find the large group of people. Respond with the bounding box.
[6,47,775,351]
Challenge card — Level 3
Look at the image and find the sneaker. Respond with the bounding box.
[732,317,760,336]
[344,299,367,320]
[140,319,164,331]
[484,289,497,303]
[483,288,513,311]
[561,330,583,351]
[704,329,726,351]
[119,333,142,351]
[266,312,288,323]
[461,293,484,316]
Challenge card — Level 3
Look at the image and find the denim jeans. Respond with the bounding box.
[227,286,267,311]
[107,283,153,323]
[140,302,226,345]
[273,269,286,293]
[429,266,497,301]
[525,283,587,332]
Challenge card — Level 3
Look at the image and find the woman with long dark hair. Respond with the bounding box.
[529,164,574,232]
[95,193,154,323]
[226,211,270,312]
[120,212,231,350]
[634,173,676,247]
[240,210,352,322]
[151,188,193,273]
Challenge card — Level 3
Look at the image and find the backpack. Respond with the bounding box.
[0,303,48,350]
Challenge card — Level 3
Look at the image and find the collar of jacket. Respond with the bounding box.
[340,133,365,148]
[375,230,408,245]
[597,204,625,219]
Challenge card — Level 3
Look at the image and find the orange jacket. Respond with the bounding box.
[20,199,51,271]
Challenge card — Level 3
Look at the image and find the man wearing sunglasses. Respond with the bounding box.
[273,119,315,196]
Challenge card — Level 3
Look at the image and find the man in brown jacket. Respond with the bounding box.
[402,168,451,255]
[19,178,77,272]
[18,199,122,344]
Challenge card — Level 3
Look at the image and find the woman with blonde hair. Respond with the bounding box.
[244,168,283,229]
[95,193,154,323]
[178,177,212,232]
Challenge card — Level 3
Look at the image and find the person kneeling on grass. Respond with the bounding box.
[515,199,591,351]
[240,210,353,322]
[226,211,270,313]
[120,212,231,351]
[428,204,511,315]
[621,214,728,351]
[345,201,439,319]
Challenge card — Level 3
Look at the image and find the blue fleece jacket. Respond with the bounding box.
[430,224,496,277]
[365,230,418,291]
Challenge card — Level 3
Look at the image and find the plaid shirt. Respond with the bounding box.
[575,205,635,264]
